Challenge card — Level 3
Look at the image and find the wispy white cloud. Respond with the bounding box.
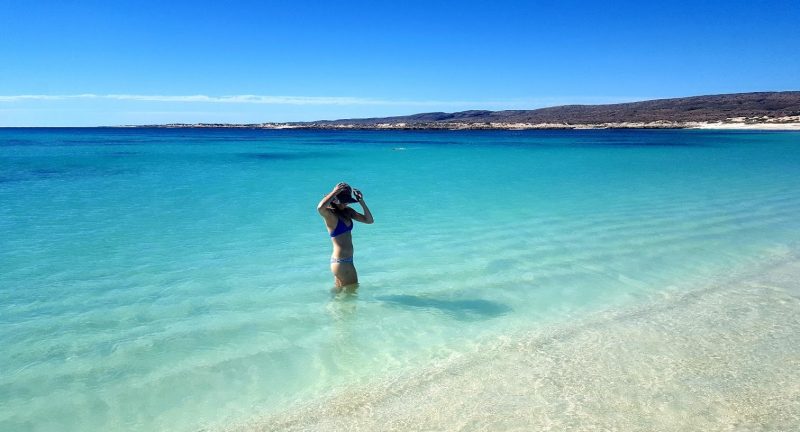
[0,93,637,107]
[0,94,94,102]
[0,93,481,106]
[106,94,390,105]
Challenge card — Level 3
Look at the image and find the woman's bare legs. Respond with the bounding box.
[331,262,358,289]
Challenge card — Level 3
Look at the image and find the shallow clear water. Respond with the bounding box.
[1,128,799,431]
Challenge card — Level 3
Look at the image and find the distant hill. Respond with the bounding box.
[303,91,800,126]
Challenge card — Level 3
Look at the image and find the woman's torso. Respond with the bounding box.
[329,216,354,258]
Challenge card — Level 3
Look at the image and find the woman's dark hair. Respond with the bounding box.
[327,203,351,219]
[335,188,357,204]
[326,184,356,216]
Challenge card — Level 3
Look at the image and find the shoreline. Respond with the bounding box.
[125,118,800,131]
[232,256,800,432]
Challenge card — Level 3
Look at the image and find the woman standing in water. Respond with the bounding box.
[317,182,374,288]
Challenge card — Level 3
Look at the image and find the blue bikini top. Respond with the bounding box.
[329,217,353,237]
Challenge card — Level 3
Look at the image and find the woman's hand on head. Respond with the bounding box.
[353,188,363,201]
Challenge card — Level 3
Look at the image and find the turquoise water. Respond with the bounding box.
[1,128,799,431]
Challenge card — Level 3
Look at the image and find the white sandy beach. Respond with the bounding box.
[234,258,800,432]
[690,115,800,130]
[691,122,800,130]
[249,118,800,130]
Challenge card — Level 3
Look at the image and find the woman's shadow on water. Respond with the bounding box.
[375,294,511,321]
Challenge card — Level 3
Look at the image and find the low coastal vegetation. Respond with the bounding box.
[134,91,800,130]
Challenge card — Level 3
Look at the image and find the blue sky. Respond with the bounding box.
[1,0,798,126]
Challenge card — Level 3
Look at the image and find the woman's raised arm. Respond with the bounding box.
[317,183,346,216]
[350,188,374,224]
